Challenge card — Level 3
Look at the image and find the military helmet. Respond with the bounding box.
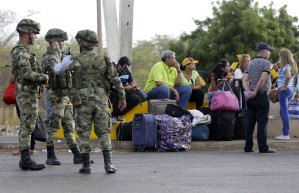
[45,28,68,42]
[75,29,98,48]
[16,19,40,34]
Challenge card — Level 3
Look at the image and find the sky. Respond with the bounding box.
[2,0,299,44]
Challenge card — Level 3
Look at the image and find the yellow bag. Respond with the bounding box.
[230,62,239,71]
[270,68,278,79]
[199,76,206,87]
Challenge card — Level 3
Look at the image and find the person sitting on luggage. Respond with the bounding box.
[180,57,205,110]
[109,56,145,123]
[207,59,233,101]
[144,50,192,108]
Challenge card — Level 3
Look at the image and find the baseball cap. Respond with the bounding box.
[182,57,199,66]
[256,42,273,52]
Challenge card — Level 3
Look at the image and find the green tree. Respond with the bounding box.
[171,0,299,70]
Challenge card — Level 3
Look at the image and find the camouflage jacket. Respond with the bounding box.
[41,46,72,90]
[69,51,125,100]
[11,41,45,86]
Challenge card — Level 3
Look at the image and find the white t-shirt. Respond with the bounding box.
[234,68,243,79]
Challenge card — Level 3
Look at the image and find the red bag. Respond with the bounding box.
[3,83,17,105]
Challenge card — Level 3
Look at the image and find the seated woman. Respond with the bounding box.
[234,54,251,79]
[109,56,145,123]
[180,57,204,110]
[207,59,232,101]
[233,54,251,103]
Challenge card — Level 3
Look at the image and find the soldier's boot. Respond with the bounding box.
[79,153,91,174]
[70,145,83,164]
[19,149,46,170]
[102,150,116,174]
[70,145,95,164]
[46,146,61,165]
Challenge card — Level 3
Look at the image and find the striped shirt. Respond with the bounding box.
[247,57,271,92]
[277,64,293,89]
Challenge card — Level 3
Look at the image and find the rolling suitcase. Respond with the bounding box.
[148,99,177,115]
[132,114,157,151]
[232,79,247,139]
[210,110,235,141]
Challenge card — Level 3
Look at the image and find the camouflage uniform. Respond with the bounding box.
[66,30,125,174]
[12,19,47,170]
[41,28,82,165]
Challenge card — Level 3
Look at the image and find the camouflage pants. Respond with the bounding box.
[46,92,77,148]
[74,94,112,153]
[16,88,39,151]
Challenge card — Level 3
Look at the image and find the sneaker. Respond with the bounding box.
[112,117,117,124]
[244,149,254,153]
[259,149,276,153]
[275,135,290,140]
[30,150,37,156]
[12,148,21,156]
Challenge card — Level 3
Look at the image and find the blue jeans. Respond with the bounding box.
[147,85,192,108]
[245,92,270,152]
[278,87,294,135]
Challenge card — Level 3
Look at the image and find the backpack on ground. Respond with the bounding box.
[116,122,132,141]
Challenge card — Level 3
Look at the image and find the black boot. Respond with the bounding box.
[19,149,45,170]
[46,146,61,165]
[102,150,116,174]
[70,145,82,164]
[79,153,91,174]
[70,145,95,164]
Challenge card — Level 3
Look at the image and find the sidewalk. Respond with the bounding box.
[1,136,299,152]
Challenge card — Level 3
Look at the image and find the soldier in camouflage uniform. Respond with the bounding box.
[54,29,126,174]
[41,28,83,165]
[11,19,48,170]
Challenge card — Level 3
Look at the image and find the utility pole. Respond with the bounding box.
[96,0,103,55]
[102,0,119,63]
[119,0,134,61]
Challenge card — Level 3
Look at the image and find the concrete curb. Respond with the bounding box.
[1,136,299,152]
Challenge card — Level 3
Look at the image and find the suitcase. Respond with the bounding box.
[210,110,235,141]
[232,79,247,139]
[148,99,177,115]
[234,109,246,139]
[132,114,157,151]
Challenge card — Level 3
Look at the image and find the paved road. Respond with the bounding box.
[1,151,299,193]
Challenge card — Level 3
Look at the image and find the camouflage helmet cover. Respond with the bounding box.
[75,29,98,48]
[45,28,68,42]
[16,19,40,34]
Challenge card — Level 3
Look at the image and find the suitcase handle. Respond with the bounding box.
[134,113,143,122]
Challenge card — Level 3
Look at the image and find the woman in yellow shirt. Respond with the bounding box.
[180,57,204,109]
